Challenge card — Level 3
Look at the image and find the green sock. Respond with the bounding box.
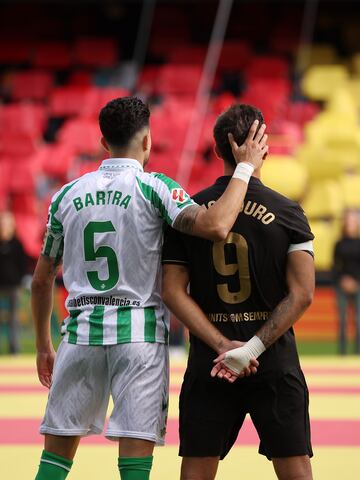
[35,450,73,480]
[118,456,153,480]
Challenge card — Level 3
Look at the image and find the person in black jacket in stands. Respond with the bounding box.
[0,210,28,353]
[334,210,360,354]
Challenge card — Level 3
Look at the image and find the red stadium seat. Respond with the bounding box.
[49,86,94,117]
[0,159,10,209]
[14,213,43,258]
[68,71,93,86]
[74,37,119,67]
[0,132,38,158]
[218,41,252,71]
[0,103,47,137]
[1,158,36,193]
[40,144,78,180]
[167,45,207,64]
[244,55,289,80]
[284,101,320,126]
[11,70,53,101]
[0,40,33,64]
[81,87,130,118]
[57,118,101,155]
[212,92,236,115]
[156,65,202,96]
[11,192,37,215]
[33,42,72,69]
[137,66,161,95]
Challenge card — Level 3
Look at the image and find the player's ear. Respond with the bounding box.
[143,129,151,153]
[100,136,110,152]
[214,144,222,160]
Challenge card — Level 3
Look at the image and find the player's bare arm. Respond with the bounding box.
[173,121,268,240]
[31,254,61,388]
[211,250,315,380]
[162,263,259,377]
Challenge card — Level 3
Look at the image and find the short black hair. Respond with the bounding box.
[213,104,264,167]
[99,96,150,148]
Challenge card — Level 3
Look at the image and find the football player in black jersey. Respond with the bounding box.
[162,104,315,480]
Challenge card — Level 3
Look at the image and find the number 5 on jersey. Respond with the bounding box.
[84,221,119,291]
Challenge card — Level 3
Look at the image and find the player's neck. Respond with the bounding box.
[224,163,261,179]
[108,148,145,167]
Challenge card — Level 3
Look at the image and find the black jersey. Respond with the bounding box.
[162,175,314,376]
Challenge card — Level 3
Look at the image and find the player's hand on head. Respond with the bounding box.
[36,348,56,389]
[228,120,269,171]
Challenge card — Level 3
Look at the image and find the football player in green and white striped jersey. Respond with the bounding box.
[32,97,268,480]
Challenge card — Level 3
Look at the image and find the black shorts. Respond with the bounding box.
[179,367,313,460]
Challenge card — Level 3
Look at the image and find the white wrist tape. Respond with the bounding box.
[223,336,266,375]
[232,162,254,184]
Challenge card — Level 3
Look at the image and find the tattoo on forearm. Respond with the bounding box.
[257,295,294,348]
[173,205,201,235]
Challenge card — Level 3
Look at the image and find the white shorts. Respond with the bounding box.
[40,341,169,445]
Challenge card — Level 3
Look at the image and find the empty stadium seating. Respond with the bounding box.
[0,4,359,271]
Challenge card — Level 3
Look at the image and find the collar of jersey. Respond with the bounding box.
[99,158,144,171]
[215,175,261,185]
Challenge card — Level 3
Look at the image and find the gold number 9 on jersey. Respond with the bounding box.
[212,232,251,304]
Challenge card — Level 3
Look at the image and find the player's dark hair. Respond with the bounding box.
[99,96,150,148]
[213,104,264,168]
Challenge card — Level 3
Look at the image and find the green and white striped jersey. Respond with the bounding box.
[42,158,195,346]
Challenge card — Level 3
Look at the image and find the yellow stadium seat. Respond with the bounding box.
[304,112,360,147]
[309,220,338,271]
[301,64,349,101]
[351,52,360,75]
[296,144,360,181]
[326,88,358,122]
[301,179,344,219]
[347,77,360,107]
[297,44,338,72]
[260,155,308,201]
[340,174,360,208]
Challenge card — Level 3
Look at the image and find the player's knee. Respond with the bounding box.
[273,456,312,480]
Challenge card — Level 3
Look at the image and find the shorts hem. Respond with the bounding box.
[40,426,102,436]
[106,430,165,446]
[259,450,314,461]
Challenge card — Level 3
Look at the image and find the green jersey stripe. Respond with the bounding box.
[67,310,82,344]
[161,316,169,344]
[55,237,64,263]
[144,307,156,342]
[152,172,193,209]
[136,177,172,225]
[89,305,105,345]
[152,173,181,191]
[49,180,78,233]
[117,307,132,343]
[43,234,54,256]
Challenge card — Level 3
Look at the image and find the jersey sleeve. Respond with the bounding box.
[41,189,65,260]
[136,172,196,226]
[278,203,314,249]
[162,226,189,265]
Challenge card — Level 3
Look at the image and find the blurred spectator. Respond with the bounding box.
[333,210,360,354]
[0,211,28,354]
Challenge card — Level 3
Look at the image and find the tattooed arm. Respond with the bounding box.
[211,250,314,381]
[173,121,268,241]
[32,255,62,388]
[256,250,315,347]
